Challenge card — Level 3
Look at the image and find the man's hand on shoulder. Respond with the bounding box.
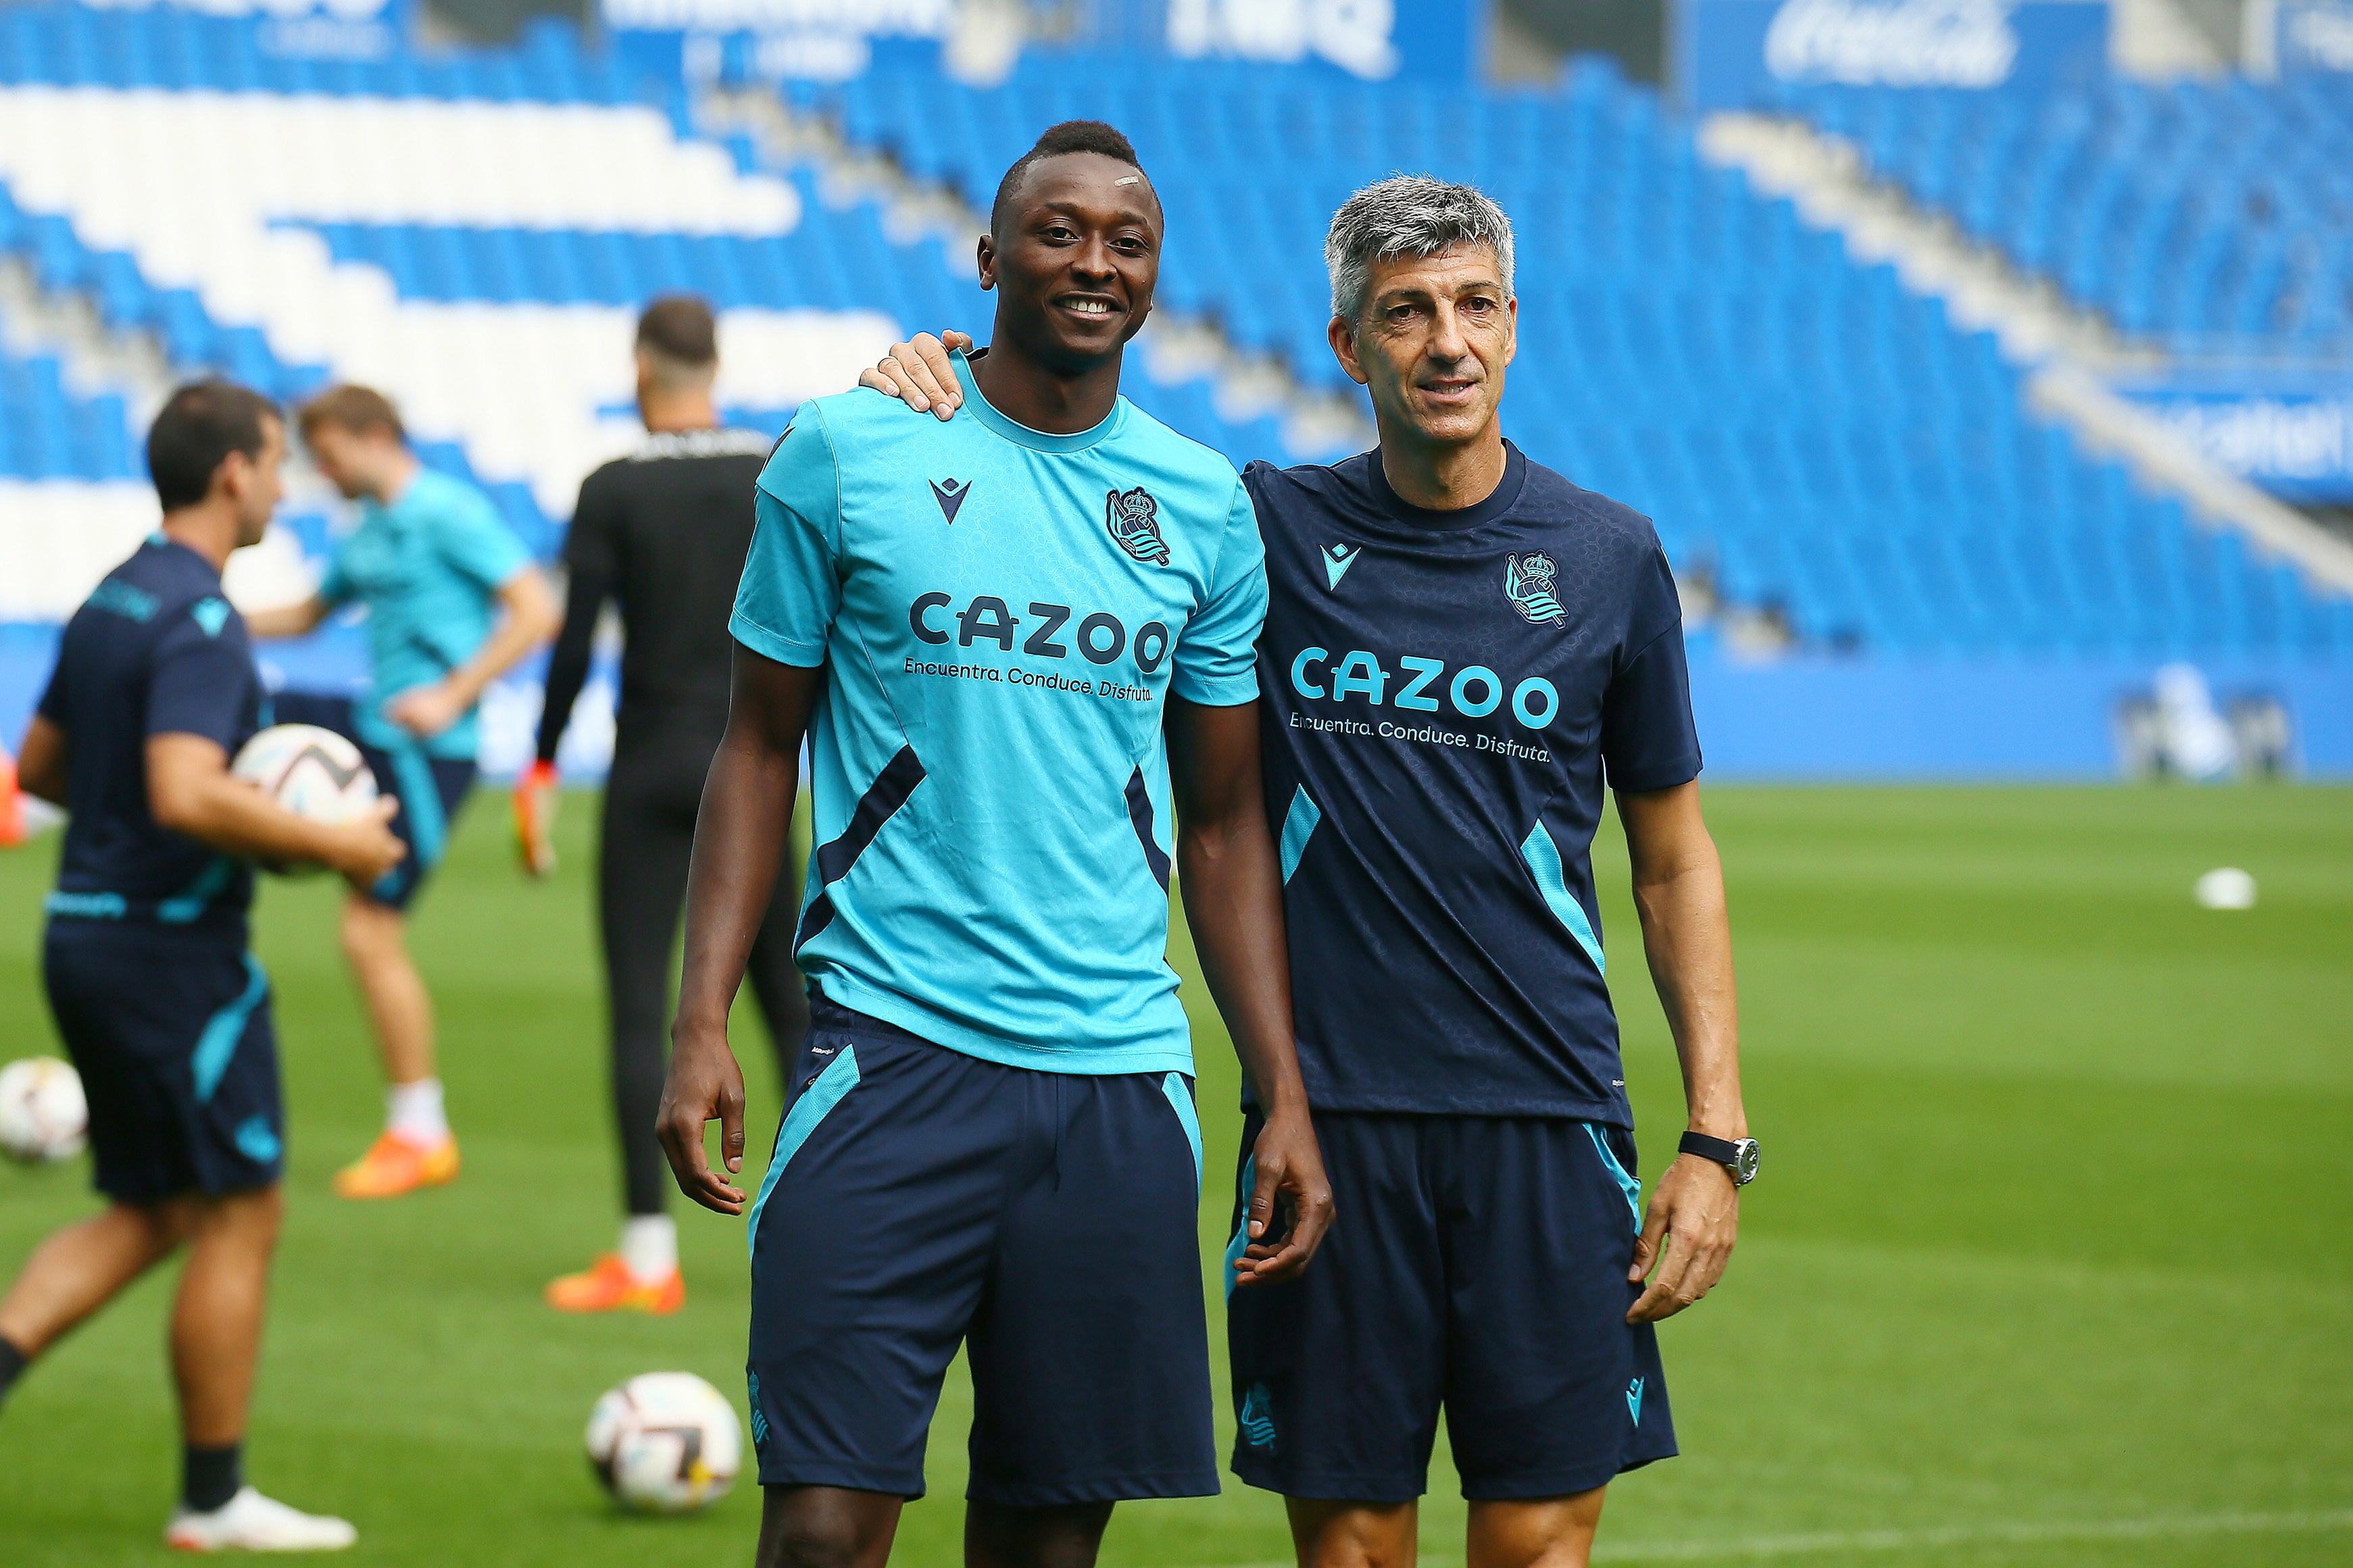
[858,330,975,419]
[1627,1150,1739,1323]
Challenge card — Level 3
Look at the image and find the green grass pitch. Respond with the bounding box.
[1,785,2348,1565]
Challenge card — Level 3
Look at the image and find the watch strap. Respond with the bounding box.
[1679,1131,1741,1165]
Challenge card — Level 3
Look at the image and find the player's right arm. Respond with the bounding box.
[241,595,332,639]
[658,650,820,1214]
[658,413,842,1215]
[14,715,68,805]
[148,734,403,888]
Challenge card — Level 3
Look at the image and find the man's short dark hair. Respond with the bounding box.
[636,293,718,368]
[147,380,279,513]
[990,120,1150,235]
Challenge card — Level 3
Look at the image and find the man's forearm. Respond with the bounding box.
[1178,815,1308,1113]
[444,577,556,710]
[1632,855,1744,1139]
[673,737,797,1033]
[244,599,326,640]
[534,572,605,763]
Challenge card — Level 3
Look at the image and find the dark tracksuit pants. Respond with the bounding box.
[599,736,806,1217]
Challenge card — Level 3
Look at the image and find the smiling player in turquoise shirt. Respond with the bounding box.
[655,122,1332,1568]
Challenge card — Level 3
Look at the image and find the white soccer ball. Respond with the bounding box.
[0,1057,89,1164]
[2194,867,2256,910]
[585,1372,742,1514]
[232,725,377,827]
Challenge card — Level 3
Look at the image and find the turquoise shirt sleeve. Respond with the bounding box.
[318,547,352,608]
[1168,479,1268,706]
[730,411,843,669]
[432,482,530,591]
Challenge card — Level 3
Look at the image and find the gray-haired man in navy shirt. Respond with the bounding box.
[864,174,1753,1568]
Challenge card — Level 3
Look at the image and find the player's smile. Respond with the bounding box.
[1055,290,1124,323]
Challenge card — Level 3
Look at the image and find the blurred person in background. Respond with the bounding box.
[0,381,402,1551]
[527,295,808,1315]
[866,173,1752,1568]
[247,386,559,1201]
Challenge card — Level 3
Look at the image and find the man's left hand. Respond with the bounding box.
[1627,1153,1739,1323]
[1233,1109,1335,1288]
[385,681,466,740]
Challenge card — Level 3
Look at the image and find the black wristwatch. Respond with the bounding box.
[1679,1131,1760,1186]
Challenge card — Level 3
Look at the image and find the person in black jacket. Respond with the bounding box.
[527,296,806,1314]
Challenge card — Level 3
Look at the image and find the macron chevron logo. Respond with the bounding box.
[929,477,971,524]
[1627,1376,1645,1425]
[1321,542,1360,591]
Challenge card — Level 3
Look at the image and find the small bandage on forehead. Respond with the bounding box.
[1114,176,1142,186]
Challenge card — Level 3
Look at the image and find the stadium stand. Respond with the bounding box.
[802,51,2353,657]
[1768,77,2353,357]
[1,1,2349,676]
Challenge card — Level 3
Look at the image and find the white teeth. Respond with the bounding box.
[1064,299,1112,315]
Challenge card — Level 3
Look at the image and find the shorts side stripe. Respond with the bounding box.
[387,741,448,870]
[1160,1071,1202,1190]
[1223,1154,1256,1300]
[1583,1122,1642,1235]
[747,1043,861,1260]
[191,953,269,1103]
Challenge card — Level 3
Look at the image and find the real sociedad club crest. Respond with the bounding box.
[1106,486,1171,566]
[1504,552,1566,625]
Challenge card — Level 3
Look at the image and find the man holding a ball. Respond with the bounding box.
[0,380,403,1552]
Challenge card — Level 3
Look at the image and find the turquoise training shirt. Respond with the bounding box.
[319,465,531,761]
[731,351,1268,1075]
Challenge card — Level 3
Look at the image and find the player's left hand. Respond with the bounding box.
[1627,1153,1739,1323]
[385,680,465,740]
[1233,1108,1335,1288]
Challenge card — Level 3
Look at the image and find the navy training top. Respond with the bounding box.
[38,535,262,937]
[1247,442,1701,1123]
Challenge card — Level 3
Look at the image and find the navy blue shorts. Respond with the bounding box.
[43,921,285,1205]
[266,691,474,911]
[745,997,1216,1505]
[1226,1112,1675,1502]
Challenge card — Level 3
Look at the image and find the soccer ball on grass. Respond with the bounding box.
[586,1372,741,1514]
[0,1057,88,1163]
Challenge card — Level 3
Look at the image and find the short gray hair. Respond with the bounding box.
[1325,176,1516,322]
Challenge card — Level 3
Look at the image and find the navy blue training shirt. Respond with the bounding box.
[37,535,262,936]
[1247,442,1700,1123]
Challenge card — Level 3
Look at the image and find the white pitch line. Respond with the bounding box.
[1587,1507,2353,1561]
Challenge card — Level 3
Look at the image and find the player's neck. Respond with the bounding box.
[969,334,1121,436]
[639,390,718,433]
[1375,421,1508,513]
[364,449,421,507]
[158,506,239,572]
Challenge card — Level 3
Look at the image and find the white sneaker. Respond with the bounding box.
[164,1487,357,1552]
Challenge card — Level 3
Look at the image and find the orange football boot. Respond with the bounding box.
[545,1253,685,1315]
[0,750,24,847]
[332,1131,460,1199]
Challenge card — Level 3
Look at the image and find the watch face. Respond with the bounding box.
[1733,1139,1760,1184]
